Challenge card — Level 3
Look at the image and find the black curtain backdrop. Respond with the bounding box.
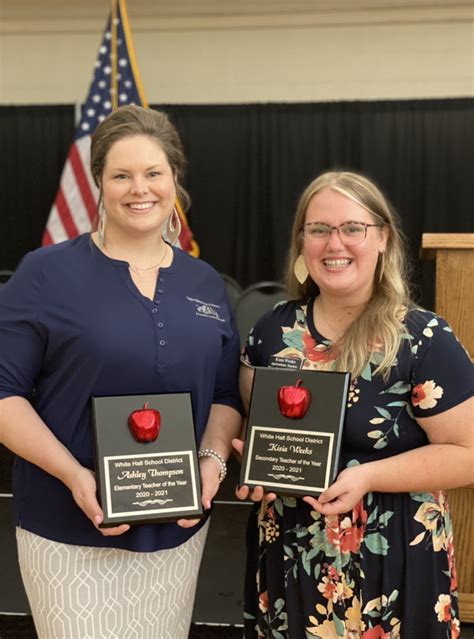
[0,105,75,266]
[1,98,473,307]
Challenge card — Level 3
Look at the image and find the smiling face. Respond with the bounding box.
[302,187,388,303]
[101,134,176,239]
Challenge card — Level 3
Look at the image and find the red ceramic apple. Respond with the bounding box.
[128,403,161,442]
[277,379,311,419]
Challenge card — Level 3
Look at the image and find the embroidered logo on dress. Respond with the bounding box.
[186,296,226,322]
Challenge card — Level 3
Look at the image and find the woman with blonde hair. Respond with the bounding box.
[236,170,473,638]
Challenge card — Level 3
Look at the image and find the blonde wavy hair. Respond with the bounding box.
[285,171,413,379]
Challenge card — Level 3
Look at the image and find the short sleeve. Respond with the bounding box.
[409,312,473,418]
[0,252,47,399]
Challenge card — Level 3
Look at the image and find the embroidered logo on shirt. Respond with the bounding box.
[186,296,226,322]
[196,304,220,319]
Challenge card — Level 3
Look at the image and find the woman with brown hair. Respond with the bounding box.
[236,171,473,638]
[0,105,242,638]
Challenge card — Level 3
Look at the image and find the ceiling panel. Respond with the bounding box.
[1,0,472,20]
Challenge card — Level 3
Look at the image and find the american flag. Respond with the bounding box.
[42,0,198,255]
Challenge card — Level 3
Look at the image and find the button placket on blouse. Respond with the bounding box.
[154,280,168,353]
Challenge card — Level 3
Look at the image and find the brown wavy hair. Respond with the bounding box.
[90,104,190,211]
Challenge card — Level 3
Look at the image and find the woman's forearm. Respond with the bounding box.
[0,396,131,535]
[307,441,473,516]
[176,403,242,524]
[0,396,83,490]
[365,442,474,494]
[199,403,242,460]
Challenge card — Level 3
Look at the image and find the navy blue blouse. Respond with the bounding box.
[0,235,242,551]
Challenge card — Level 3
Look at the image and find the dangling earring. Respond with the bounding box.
[98,201,106,246]
[165,206,182,245]
[294,254,308,285]
[378,251,385,283]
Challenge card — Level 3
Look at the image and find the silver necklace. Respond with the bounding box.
[103,242,168,275]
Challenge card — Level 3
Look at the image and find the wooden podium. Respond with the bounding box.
[421,233,474,622]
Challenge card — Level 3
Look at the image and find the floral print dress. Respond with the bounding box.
[242,299,473,639]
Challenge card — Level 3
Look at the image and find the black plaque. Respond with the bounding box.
[92,393,203,526]
[240,367,350,496]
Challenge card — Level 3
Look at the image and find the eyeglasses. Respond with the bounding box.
[303,221,384,246]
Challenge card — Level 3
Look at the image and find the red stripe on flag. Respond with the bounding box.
[42,229,53,246]
[56,186,80,239]
[69,144,97,223]
[178,223,194,253]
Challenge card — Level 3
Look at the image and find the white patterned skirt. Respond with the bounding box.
[16,522,209,639]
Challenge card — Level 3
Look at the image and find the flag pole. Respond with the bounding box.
[111,0,119,110]
[119,0,148,107]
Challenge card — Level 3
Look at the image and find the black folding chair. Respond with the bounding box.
[220,273,243,311]
[235,281,287,346]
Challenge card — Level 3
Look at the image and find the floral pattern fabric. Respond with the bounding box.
[242,299,473,639]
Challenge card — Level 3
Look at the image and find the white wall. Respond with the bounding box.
[0,2,472,104]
